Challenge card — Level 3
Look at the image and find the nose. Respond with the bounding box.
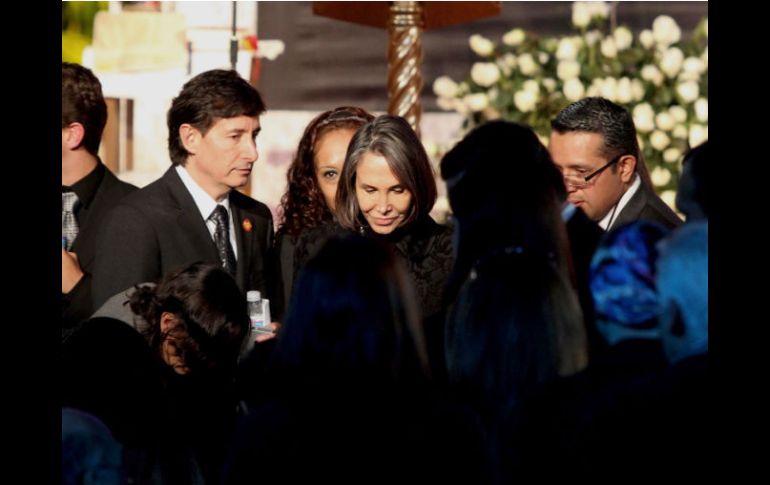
[242,137,258,162]
[375,193,392,214]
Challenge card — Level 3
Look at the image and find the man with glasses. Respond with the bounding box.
[549,97,681,231]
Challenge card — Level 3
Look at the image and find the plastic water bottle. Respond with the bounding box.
[246,290,265,332]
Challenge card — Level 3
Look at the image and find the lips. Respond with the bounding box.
[372,217,397,226]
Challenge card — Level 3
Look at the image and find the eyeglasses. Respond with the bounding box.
[561,153,626,189]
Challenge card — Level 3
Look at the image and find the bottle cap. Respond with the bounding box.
[246,290,261,302]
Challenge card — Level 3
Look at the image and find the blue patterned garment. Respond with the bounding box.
[589,221,670,343]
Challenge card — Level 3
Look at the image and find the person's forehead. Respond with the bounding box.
[549,131,605,165]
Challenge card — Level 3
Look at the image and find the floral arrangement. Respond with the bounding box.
[433,2,708,206]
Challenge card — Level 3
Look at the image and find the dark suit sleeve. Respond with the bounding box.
[92,203,161,309]
[62,272,94,332]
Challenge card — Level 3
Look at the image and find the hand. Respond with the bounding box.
[62,248,84,293]
[254,321,280,343]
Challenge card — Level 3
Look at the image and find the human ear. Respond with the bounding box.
[179,124,200,154]
[618,155,637,183]
[63,122,85,150]
[160,311,179,333]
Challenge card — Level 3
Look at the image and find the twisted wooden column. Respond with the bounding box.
[387,1,424,137]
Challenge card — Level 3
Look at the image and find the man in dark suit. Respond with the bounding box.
[62,62,137,334]
[549,97,682,232]
[92,69,276,314]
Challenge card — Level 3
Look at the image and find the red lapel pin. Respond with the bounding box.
[242,218,253,233]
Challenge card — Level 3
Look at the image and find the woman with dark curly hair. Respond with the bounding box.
[275,106,373,306]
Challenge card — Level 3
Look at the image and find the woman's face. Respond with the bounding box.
[355,151,413,234]
[314,128,357,212]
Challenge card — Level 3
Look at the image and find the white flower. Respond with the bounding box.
[537,134,550,148]
[639,29,655,49]
[514,89,538,112]
[633,103,655,133]
[702,46,708,69]
[631,79,645,101]
[641,64,664,87]
[585,29,602,47]
[677,80,700,103]
[502,28,525,47]
[471,62,501,87]
[572,2,591,28]
[464,92,489,112]
[483,106,502,120]
[694,98,708,122]
[668,106,687,123]
[599,77,618,102]
[563,78,585,101]
[469,34,494,57]
[589,1,610,19]
[637,135,645,150]
[689,124,708,147]
[488,87,499,101]
[650,130,671,151]
[497,53,516,76]
[601,37,617,58]
[617,77,633,104]
[542,77,557,93]
[660,190,677,210]
[539,52,550,65]
[613,26,633,51]
[704,18,708,38]
[672,124,688,139]
[586,79,602,97]
[655,112,675,131]
[663,148,682,163]
[517,53,538,75]
[452,98,470,115]
[652,15,681,47]
[436,97,455,111]
[523,79,540,94]
[683,56,705,75]
[651,166,672,187]
[660,47,684,78]
[557,60,581,81]
[556,38,577,60]
[432,76,459,98]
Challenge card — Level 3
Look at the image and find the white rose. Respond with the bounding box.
[542,77,557,93]
[660,47,684,78]
[563,78,585,101]
[586,81,601,97]
[452,98,470,115]
[677,81,700,103]
[660,190,677,210]
[436,97,455,111]
[469,34,495,57]
[557,60,581,81]
[639,29,655,49]
[518,53,538,75]
[589,1,610,19]
[672,124,688,139]
[432,76,459,98]
[683,56,705,75]
[585,29,602,47]
[483,106,502,120]
[464,92,489,112]
[539,52,550,65]
[631,79,645,101]
[497,53,516,76]
[613,26,633,51]
[617,77,633,104]
[668,106,687,123]
[601,37,617,58]
[694,98,708,122]
[488,87,499,101]
[652,15,681,47]
[633,103,655,133]
[556,37,578,60]
[537,134,550,148]
[651,166,672,187]
[514,89,538,113]
[572,2,591,28]
[523,79,540,94]
[471,62,501,87]
[641,64,663,87]
[502,28,525,47]
[650,130,671,151]
[663,147,682,163]
[655,112,675,131]
[599,77,618,102]
[688,124,708,147]
[637,135,645,150]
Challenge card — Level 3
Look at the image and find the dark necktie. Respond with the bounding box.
[62,191,79,251]
[209,205,237,276]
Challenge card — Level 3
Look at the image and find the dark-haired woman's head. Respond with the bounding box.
[336,115,437,235]
[130,262,249,376]
[279,106,374,237]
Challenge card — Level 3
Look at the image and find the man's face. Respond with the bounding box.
[549,131,633,221]
[183,115,261,201]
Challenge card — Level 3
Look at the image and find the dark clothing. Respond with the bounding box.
[92,167,276,312]
[62,162,137,335]
[611,182,683,231]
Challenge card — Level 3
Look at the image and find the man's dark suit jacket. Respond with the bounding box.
[610,182,682,231]
[62,165,136,332]
[92,166,275,311]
